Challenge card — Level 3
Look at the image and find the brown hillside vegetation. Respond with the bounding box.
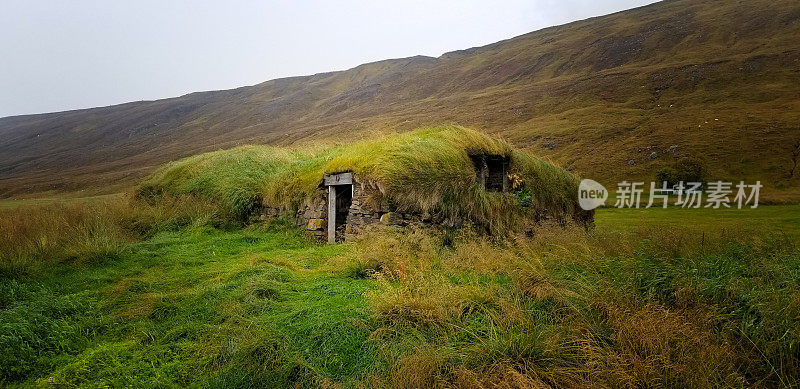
[1,0,799,197]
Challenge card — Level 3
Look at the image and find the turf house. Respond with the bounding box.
[138,126,594,242]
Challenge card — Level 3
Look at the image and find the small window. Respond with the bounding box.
[470,154,509,192]
[485,156,507,192]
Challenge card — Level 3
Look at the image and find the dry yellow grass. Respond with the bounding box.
[0,200,131,275]
[0,194,225,275]
[341,223,799,388]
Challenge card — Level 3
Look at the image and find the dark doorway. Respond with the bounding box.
[324,172,355,243]
[485,156,508,192]
[470,154,509,192]
[334,184,352,229]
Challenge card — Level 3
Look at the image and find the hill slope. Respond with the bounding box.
[1,0,799,197]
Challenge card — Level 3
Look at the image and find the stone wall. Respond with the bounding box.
[254,176,385,241]
[256,195,329,240]
[340,182,381,238]
[254,173,594,242]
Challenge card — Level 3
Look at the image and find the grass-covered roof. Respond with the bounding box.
[137,126,586,232]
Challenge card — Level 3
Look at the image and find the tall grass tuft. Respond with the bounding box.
[0,200,128,276]
[0,195,225,276]
[351,225,800,388]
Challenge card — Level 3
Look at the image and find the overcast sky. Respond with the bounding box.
[0,0,658,118]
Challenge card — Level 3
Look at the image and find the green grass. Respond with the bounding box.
[2,205,799,387]
[1,221,380,387]
[597,204,800,237]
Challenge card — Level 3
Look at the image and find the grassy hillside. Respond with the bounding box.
[137,126,586,232]
[1,200,799,387]
[1,0,798,198]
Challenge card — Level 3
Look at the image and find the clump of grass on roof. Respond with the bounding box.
[137,126,584,231]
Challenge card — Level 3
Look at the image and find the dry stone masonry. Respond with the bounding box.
[256,152,592,243]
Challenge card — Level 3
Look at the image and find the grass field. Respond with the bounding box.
[0,193,122,209]
[598,204,800,237]
[2,201,799,387]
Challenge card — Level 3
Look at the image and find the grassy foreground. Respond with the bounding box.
[1,199,799,387]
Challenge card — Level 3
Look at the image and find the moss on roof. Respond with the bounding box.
[137,125,585,231]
